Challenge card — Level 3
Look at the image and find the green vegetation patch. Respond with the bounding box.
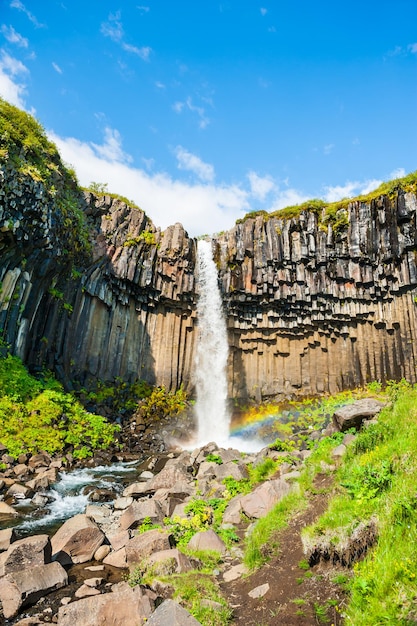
[0,346,119,460]
[302,381,417,625]
[237,170,417,229]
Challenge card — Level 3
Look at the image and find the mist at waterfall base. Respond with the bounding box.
[193,240,263,453]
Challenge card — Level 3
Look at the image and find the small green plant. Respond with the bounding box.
[206,453,223,464]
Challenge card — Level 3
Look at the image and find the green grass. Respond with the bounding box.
[0,343,119,459]
[302,383,417,625]
[236,170,417,227]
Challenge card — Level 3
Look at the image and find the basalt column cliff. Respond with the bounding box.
[216,193,417,399]
[1,107,417,400]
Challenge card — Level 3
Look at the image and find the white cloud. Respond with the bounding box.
[155,81,165,89]
[175,146,215,182]
[324,178,383,202]
[248,171,275,200]
[390,167,406,179]
[358,179,382,195]
[52,62,62,74]
[91,127,133,164]
[10,1,44,28]
[137,5,150,13]
[408,43,417,54]
[0,24,28,47]
[0,50,28,108]
[101,12,124,42]
[172,96,210,129]
[101,12,152,60]
[48,130,250,236]
[323,143,334,155]
[122,42,151,60]
[260,8,268,16]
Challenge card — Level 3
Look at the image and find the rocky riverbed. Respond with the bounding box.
[0,398,385,625]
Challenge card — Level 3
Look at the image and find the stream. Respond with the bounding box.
[1,460,141,537]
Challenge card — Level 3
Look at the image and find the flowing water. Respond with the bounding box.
[4,460,139,536]
[194,239,262,452]
[194,239,231,446]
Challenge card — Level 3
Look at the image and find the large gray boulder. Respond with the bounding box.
[332,399,385,431]
[51,514,105,565]
[0,562,67,618]
[187,529,226,555]
[125,529,172,566]
[239,478,291,519]
[120,499,164,531]
[0,534,51,576]
[146,599,202,625]
[57,581,153,626]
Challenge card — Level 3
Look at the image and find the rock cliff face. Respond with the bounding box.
[1,149,417,401]
[216,192,417,399]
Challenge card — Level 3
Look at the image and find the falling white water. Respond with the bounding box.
[194,239,230,446]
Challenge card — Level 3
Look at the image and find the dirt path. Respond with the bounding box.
[222,474,348,625]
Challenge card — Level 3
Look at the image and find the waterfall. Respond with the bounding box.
[194,239,230,446]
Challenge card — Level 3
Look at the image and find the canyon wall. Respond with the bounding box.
[216,193,417,399]
[1,149,417,401]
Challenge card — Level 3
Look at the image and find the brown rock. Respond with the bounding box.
[0,501,19,520]
[145,598,202,625]
[0,534,51,576]
[0,561,67,619]
[74,584,101,598]
[119,499,163,530]
[332,399,386,432]
[239,478,291,519]
[26,467,58,490]
[125,529,172,567]
[146,549,193,575]
[103,547,127,569]
[187,529,226,555]
[57,581,153,626]
[94,544,111,561]
[0,527,17,552]
[51,514,105,566]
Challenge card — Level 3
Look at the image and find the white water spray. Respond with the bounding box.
[194,239,230,446]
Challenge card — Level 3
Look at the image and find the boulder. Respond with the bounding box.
[239,478,291,519]
[51,514,105,565]
[103,548,127,569]
[145,598,202,625]
[222,495,244,525]
[26,467,57,490]
[108,529,131,551]
[57,581,153,626]
[0,534,51,576]
[0,527,17,552]
[0,561,67,619]
[119,499,163,530]
[146,549,193,575]
[126,529,172,567]
[332,399,385,432]
[187,529,226,555]
[0,501,19,520]
[146,465,191,492]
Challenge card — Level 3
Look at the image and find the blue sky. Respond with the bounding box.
[0,0,416,236]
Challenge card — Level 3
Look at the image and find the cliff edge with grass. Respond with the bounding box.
[1,98,417,400]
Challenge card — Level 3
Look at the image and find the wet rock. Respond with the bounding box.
[0,501,19,520]
[0,561,67,619]
[26,467,58,491]
[51,514,105,566]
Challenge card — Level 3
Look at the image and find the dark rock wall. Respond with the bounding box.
[217,193,417,398]
[1,155,417,401]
